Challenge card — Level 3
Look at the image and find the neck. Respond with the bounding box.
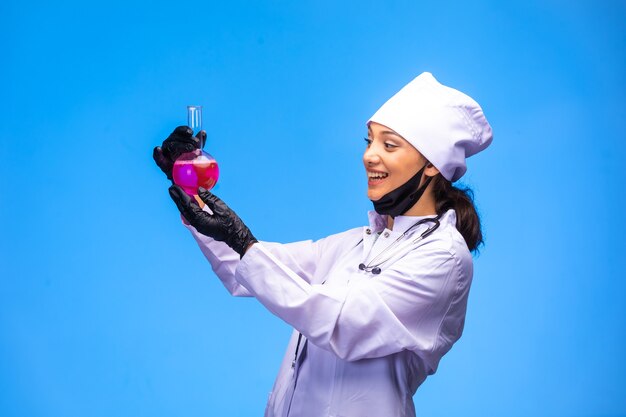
[404,192,437,216]
[386,185,437,229]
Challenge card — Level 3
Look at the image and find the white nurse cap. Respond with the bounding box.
[367,72,493,182]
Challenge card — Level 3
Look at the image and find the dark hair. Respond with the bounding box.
[431,174,484,254]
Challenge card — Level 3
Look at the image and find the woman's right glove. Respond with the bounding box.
[153,126,206,180]
[168,184,258,258]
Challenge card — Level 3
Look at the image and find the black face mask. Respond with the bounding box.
[371,162,433,217]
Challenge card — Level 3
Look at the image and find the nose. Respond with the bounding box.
[363,144,382,167]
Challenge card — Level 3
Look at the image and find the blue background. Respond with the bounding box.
[1,1,625,416]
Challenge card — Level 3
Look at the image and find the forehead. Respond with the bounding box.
[368,122,405,140]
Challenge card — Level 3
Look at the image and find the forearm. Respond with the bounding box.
[183,220,252,297]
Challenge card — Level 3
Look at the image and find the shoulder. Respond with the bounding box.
[318,226,363,242]
[313,226,363,254]
[413,209,473,280]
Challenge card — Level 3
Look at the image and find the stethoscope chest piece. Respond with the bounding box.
[358,263,381,274]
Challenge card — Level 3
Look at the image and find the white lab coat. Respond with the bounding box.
[182,208,473,417]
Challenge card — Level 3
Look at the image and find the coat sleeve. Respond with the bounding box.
[183,220,252,297]
[234,240,472,370]
[182,218,322,296]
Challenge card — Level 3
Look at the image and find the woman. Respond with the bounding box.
[154,72,493,417]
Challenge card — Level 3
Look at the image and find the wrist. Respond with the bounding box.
[239,238,258,259]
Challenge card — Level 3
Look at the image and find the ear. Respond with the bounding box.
[424,161,440,177]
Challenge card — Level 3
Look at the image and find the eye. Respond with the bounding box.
[364,137,372,146]
[384,142,398,149]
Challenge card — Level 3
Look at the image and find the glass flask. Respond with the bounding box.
[172,105,220,196]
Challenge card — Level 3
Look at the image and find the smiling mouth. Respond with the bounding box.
[367,171,389,185]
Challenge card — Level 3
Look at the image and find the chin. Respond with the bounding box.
[367,190,382,201]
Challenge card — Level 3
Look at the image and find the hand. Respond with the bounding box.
[168,184,257,258]
[153,126,206,180]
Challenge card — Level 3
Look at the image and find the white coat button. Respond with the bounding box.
[383,231,390,238]
[366,228,371,235]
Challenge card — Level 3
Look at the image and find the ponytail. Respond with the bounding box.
[431,174,484,254]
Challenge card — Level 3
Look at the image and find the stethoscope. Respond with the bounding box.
[357,214,442,275]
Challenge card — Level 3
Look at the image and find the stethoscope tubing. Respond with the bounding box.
[358,215,442,274]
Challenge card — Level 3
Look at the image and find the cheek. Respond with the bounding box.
[391,171,413,187]
[389,153,424,183]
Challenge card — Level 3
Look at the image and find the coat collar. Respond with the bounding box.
[367,209,457,236]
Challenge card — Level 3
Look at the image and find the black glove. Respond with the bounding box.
[153,126,206,180]
[169,184,258,258]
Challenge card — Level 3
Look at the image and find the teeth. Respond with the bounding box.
[368,172,388,179]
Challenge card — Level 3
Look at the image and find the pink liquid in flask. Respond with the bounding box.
[172,105,220,195]
[172,149,220,195]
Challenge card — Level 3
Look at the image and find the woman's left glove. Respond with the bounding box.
[153,126,206,181]
[168,184,258,258]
